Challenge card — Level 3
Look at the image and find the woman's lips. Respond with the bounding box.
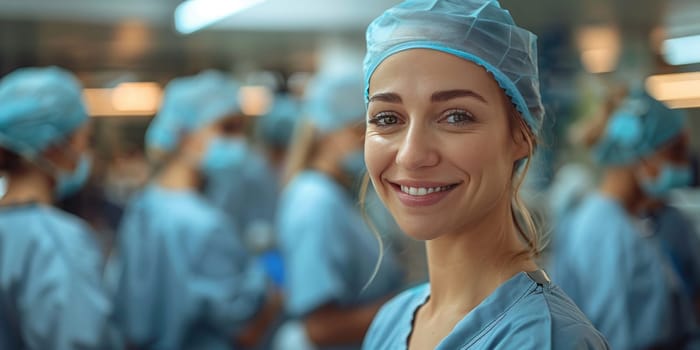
[388,180,460,207]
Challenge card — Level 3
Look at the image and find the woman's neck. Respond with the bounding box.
[156,158,201,191]
[423,195,537,317]
[599,167,646,214]
[0,169,54,205]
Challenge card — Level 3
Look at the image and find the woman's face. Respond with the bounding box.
[365,49,528,240]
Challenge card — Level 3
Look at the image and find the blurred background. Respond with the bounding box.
[0,0,700,260]
[1,1,698,162]
[0,0,698,246]
[2,1,700,349]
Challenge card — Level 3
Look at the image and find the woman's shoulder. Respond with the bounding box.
[132,185,227,227]
[0,204,95,244]
[499,283,610,349]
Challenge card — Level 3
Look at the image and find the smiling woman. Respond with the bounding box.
[360,1,610,349]
[366,49,530,243]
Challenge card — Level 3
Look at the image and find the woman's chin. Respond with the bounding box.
[396,220,444,241]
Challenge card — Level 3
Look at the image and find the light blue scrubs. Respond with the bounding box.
[205,149,278,242]
[649,205,700,300]
[0,203,121,350]
[554,193,699,349]
[112,185,267,350]
[363,270,609,349]
[277,170,404,349]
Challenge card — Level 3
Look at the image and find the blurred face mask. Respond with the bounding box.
[200,137,249,177]
[639,163,692,198]
[54,153,92,200]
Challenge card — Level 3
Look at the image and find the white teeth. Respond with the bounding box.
[400,185,452,196]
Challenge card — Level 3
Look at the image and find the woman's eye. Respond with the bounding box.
[442,110,475,125]
[368,113,400,127]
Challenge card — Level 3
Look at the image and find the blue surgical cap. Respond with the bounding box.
[146,70,241,152]
[364,0,543,136]
[0,66,87,158]
[304,72,365,135]
[258,94,300,148]
[593,91,687,166]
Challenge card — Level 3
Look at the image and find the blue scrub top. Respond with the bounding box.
[0,203,121,350]
[648,204,700,300]
[363,270,609,349]
[111,185,267,350]
[205,149,278,241]
[277,170,404,349]
[553,193,699,349]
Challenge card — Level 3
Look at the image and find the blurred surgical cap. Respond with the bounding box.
[364,0,543,136]
[593,90,686,166]
[304,72,365,135]
[146,70,241,152]
[0,66,87,158]
[258,94,300,148]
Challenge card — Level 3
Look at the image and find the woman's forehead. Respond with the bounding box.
[368,49,501,100]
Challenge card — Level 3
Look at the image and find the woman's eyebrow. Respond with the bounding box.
[368,92,402,103]
[431,89,488,104]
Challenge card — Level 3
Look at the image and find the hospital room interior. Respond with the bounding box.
[1,0,700,349]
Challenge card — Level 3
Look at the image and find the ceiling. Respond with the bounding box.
[0,0,695,85]
[0,0,671,31]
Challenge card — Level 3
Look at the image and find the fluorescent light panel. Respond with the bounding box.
[174,0,266,34]
[111,82,162,112]
[663,34,700,66]
[83,85,162,117]
[646,72,700,109]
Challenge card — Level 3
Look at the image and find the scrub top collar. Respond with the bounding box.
[405,270,551,349]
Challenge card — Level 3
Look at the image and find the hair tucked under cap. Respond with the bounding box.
[364,0,543,136]
[0,66,88,159]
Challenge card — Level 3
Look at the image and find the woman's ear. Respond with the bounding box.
[511,122,531,162]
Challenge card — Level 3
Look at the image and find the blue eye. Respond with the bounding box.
[442,110,476,125]
[368,112,400,127]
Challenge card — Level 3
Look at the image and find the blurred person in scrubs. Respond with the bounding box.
[634,106,700,322]
[204,130,281,289]
[554,89,700,349]
[111,70,279,350]
[273,71,404,350]
[0,66,122,349]
[361,0,609,349]
[546,163,595,269]
[256,93,301,178]
[204,91,287,287]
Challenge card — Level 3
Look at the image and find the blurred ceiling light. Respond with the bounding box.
[646,72,700,109]
[175,0,266,34]
[111,82,162,113]
[576,25,621,74]
[662,34,700,65]
[239,86,272,116]
[113,21,151,61]
[83,86,161,117]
